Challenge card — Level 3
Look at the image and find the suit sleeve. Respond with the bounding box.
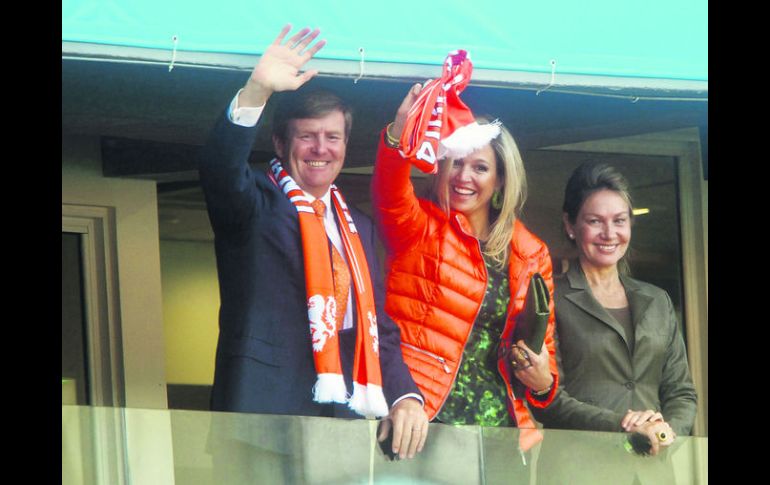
[658,293,698,436]
[360,211,423,406]
[529,325,628,431]
[199,110,265,233]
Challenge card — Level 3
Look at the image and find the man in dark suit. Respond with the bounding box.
[199,24,428,469]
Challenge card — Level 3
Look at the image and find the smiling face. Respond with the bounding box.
[274,110,347,198]
[565,189,632,272]
[447,143,501,225]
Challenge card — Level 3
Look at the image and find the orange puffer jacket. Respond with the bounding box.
[372,130,558,449]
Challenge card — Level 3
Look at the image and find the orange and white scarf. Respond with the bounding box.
[399,49,501,173]
[269,159,389,418]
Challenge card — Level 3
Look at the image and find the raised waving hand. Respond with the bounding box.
[239,24,326,107]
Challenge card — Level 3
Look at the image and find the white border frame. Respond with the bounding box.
[62,204,125,406]
[62,204,128,485]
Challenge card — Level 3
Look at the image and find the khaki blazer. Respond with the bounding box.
[530,261,697,436]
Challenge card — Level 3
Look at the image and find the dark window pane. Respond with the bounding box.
[62,232,90,405]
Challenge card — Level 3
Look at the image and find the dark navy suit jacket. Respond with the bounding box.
[199,112,420,417]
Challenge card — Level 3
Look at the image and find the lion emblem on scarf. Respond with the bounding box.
[367,312,379,355]
[308,294,337,352]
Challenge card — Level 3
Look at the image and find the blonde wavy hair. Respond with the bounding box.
[428,117,528,271]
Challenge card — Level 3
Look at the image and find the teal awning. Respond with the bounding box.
[63,0,707,85]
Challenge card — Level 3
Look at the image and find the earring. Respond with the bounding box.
[568,233,575,239]
[491,190,503,210]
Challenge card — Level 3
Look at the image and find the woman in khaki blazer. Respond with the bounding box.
[530,162,697,458]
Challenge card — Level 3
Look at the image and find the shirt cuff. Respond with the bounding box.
[392,393,424,408]
[227,88,265,127]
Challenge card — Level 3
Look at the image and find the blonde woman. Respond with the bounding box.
[372,84,559,456]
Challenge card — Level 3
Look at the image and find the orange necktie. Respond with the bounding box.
[311,199,351,329]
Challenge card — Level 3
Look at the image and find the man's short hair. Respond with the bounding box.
[272,88,353,143]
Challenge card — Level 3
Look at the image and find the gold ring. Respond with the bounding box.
[656,431,668,442]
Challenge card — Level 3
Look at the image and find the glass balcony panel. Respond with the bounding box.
[63,406,707,484]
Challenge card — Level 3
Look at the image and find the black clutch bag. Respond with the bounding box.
[513,272,550,353]
[498,272,551,397]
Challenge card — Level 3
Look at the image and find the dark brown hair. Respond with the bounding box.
[271,88,353,144]
[562,161,634,273]
[563,161,633,224]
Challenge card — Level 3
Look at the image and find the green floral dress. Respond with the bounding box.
[436,249,514,427]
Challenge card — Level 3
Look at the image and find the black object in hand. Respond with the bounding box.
[504,272,550,397]
[513,273,550,353]
[377,421,398,461]
[626,432,652,456]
